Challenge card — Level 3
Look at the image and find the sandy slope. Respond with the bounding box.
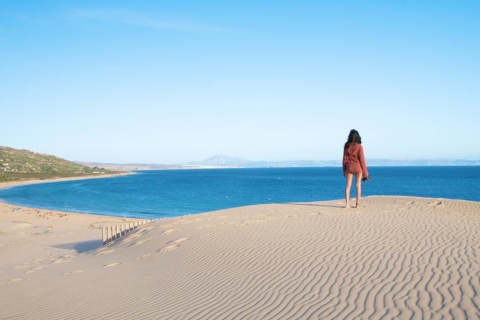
[1,196,479,319]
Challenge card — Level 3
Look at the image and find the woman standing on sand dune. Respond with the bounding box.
[343,129,369,208]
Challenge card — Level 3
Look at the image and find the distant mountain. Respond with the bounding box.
[186,155,339,168]
[188,156,480,168]
[367,159,480,166]
[78,155,480,171]
[191,155,251,167]
[0,146,119,182]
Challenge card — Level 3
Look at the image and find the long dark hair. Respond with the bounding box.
[344,129,362,149]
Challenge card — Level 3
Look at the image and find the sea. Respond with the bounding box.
[0,167,479,219]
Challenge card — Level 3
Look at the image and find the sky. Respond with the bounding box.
[1,1,479,164]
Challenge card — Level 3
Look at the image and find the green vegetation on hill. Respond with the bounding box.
[0,146,121,182]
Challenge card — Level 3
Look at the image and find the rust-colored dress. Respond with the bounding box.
[343,143,368,177]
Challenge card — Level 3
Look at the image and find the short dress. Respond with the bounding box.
[343,143,368,177]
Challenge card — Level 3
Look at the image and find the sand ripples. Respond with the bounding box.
[1,196,479,319]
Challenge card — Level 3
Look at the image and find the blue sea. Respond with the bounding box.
[0,167,479,219]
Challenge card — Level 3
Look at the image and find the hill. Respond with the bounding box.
[194,155,251,167]
[189,155,480,168]
[79,155,480,171]
[0,146,121,182]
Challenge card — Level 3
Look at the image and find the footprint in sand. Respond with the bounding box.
[121,234,142,243]
[428,201,443,207]
[174,237,189,244]
[174,220,192,225]
[159,237,189,253]
[196,225,214,230]
[64,270,85,275]
[130,238,152,247]
[14,265,31,270]
[25,266,46,274]
[53,258,72,264]
[163,229,179,234]
[139,228,152,235]
[135,253,152,260]
[286,214,302,219]
[103,263,121,268]
[161,245,178,252]
[94,249,115,256]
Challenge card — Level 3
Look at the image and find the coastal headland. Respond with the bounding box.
[1,176,479,319]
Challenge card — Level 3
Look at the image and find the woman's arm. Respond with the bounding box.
[359,145,368,177]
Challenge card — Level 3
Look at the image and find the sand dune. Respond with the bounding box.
[1,196,479,319]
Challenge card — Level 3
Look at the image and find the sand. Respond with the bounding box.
[1,182,479,319]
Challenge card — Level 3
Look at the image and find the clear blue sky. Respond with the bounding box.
[1,1,479,164]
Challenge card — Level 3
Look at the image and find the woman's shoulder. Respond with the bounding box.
[348,143,363,150]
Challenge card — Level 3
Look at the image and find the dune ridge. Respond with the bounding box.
[1,196,479,319]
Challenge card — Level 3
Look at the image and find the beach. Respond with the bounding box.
[1,179,479,319]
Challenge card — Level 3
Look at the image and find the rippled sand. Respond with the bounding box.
[1,196,479,319]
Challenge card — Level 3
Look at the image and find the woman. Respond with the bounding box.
[343,129,369,208]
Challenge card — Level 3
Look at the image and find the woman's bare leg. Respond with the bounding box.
[344,173,353,208]
[355,173,362,207]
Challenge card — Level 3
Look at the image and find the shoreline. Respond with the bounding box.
[0,171,134,191]
[1,170,478,223]
[0,172,136,218]
[0,172,144,285]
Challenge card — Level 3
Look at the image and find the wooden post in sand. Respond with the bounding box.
[102,228,107,245]
[102,220,155,245]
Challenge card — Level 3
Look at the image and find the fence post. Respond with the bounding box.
[102,219,158,246]
[102,228,107,245]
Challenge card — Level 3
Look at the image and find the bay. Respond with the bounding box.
[0,166,479,219]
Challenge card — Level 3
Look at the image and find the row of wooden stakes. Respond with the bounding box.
[102,220,155,245]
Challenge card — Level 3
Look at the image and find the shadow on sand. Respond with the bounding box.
[290,203,344,209]
[52,240,102,253]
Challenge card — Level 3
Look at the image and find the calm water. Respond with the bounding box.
[0,167,479,219]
